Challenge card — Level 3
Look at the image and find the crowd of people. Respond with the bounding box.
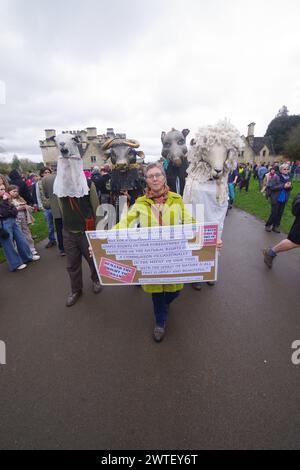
[0,164,114,270]
[226,160,300,269]
[1,157,300,342]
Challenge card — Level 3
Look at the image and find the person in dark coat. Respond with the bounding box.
[91,165,111,203]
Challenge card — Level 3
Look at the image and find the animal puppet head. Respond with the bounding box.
[188,120,243,181]
[161,128,190,167]
[54,133,82,160]
[102,138,144,171]
[53,133,89,198]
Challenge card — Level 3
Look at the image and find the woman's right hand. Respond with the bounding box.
[217,239,223,250]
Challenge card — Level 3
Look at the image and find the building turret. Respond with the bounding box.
[86,127,97,138]
[247,122,255,147]
[45,129,56,139]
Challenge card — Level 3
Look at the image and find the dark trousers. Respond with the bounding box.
[54,218,64,252]
[266,202,286,227]
[63,230,98,293]
[152,291,180,327]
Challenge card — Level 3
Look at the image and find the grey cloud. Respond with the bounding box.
[5,0,163,60]
[1,0,300,161]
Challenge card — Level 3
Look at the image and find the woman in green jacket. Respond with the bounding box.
[116,162,195,342]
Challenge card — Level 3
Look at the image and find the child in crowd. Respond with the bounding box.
[8,185,38,255]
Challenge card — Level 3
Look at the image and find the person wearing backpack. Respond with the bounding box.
[263,192,300,268]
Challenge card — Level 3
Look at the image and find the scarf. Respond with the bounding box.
[145,184,170,205]
[145,184,170,226]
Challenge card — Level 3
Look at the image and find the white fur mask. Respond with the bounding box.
[53,133,89,198]
[186,120,243,204]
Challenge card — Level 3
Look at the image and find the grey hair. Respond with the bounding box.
[280,163,289,171]
[145,162,166,178]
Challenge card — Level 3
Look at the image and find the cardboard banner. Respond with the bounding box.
[87,223,218,286]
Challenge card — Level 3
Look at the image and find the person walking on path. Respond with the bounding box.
[265,163,292,233]
[263,192,300,268]
[53,133,102,307]
[115,162,198,343]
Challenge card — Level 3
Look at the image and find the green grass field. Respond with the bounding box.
[0,210,48,263]
[234,177,300,234]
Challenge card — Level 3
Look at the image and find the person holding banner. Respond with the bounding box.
[115,162,196,342]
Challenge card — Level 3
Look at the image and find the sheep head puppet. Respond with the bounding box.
[186,120,243,203]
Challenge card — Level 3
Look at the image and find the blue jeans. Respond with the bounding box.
[151,291,181,327]
[44,208,56,242]
[228,183,235,204]
[1,218,33,271]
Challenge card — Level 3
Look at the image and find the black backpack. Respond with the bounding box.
[291,193,300,217]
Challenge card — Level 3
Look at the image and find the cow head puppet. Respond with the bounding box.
[102,138,144,171]
[102,137,145,194]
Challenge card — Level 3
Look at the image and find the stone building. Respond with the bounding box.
[239,122,278,164]
[39,127,127,170]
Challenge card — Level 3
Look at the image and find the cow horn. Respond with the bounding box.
[102,138,116,150]
[125,139,140,148]
[102,137,140,150]
[136,151,145,159]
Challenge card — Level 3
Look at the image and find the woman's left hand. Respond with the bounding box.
[217,239,223,250]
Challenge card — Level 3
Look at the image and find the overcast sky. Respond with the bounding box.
[1,0,300,162]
